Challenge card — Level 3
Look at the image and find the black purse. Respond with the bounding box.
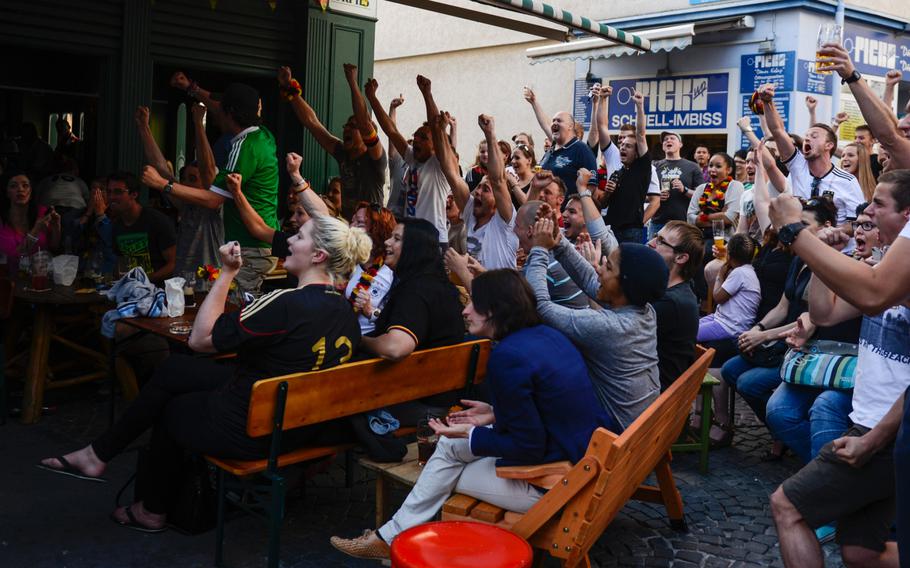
[739,339,788,368]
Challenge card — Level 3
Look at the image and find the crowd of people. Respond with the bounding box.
[17,40,910,567]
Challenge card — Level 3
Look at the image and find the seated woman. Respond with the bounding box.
[329,269,609,562]
[0,171,61,269]
[38,214,371,532]
[356,217,466,423]
[697,233,760,343]
[526,210,669,431]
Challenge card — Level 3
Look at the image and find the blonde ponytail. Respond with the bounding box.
[310,214,373,282]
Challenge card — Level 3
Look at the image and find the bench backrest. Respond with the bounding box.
[517,345,714,564]
[245,339,492,437]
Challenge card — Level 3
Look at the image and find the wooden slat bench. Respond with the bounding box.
[441,345,715,567]
[207,339,491,568]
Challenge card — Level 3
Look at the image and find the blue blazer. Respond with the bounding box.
[470,325,611,466]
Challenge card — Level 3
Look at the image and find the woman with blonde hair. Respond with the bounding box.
[839,142,876,202]
[38,204,372,533]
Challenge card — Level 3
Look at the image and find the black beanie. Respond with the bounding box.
[618,243,669,307]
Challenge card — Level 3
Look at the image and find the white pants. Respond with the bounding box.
[377,436,542,542]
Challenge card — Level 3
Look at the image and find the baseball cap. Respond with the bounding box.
[661,131,682,143]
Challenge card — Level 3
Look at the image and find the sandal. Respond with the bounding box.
[36,455,107,483]
[761,441,788,462]
[709,422,733,448]
[110,506,167,534]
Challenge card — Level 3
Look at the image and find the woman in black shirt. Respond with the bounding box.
[38,213,372,532]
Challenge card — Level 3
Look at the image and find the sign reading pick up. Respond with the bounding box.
[740,51,795,93]
[796,59,834,95]
[608,73,729,131]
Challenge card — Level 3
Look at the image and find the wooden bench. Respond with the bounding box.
[207,339,491,568]
[441,345,715,567]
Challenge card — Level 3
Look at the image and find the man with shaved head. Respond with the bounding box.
[538,110,596,202]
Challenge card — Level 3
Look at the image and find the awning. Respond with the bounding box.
[385,0,650,51]
[526,23,695,64]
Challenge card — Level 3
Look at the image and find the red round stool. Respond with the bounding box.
[390,521,533,568]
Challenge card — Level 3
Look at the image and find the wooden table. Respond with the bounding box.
[13,281,110,423]
[358,443,423,527]
[119,307,198,344]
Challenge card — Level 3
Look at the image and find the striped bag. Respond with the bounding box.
[779,340,858,390]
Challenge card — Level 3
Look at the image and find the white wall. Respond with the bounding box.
[374,42,575,168]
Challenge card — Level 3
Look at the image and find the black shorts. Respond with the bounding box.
[782,426,895,552]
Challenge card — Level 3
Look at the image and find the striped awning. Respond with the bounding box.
[471,0,651,51]
[526,24,695,63]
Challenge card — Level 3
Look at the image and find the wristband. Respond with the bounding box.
[293,178,310,192]
[280,78,303,101]
[364,136,380,148]
[577,189,592,199]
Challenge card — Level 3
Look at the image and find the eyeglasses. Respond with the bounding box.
[851,220,876,231]
[655,235,686,254]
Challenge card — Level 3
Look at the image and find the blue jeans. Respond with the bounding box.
[766,383,852,463]
[720,355,782,423]
[614,227,643,245]
[647,222,664,241]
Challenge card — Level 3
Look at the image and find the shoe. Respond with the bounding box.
[815,523,836,544]
[330,529,390,561]
[36,456,107,483]
[110,506,167,534]
[708,422,733,449]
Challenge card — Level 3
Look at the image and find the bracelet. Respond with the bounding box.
[577,189,593,199]
[280,78,303,101]
[292,178,310,192]
[364,136,380,148]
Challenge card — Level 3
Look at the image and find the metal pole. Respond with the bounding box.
[474,0,651,51]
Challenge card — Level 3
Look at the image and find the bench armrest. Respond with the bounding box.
[496,461,572,489]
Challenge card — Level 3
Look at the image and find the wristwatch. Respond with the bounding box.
[163,181,174,194]
[778,222,807,246]
[577,189,593,199]
[842,70,862,85]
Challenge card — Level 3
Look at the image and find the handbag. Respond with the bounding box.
[779,340,858,390]
[739,339,788,367]
[131,447,217,535]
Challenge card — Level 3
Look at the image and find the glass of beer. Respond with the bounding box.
[712,219,727,260]
[816,23,842,75]
[416,418,438,466]
[182,272,197,308]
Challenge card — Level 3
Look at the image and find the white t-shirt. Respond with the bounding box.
[850,305,910,428]
[686,180,746,225]
[783,150,865,226]
[461,196,518,270]
[901,220,910,240]
[387,153,406,217]
[344,263,394,335]
[714,264,762,335]
[404,148,451,244]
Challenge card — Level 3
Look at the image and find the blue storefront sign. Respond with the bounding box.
[573,77,601,129]
[739,93,790,149]
[608,73,729,131]
[740,51,796,93]
[844,23,910,77]
[796,59,834,95]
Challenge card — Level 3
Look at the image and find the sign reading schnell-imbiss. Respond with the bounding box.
[608,73,729,131]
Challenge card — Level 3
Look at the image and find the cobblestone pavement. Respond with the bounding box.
[1,386,846,567]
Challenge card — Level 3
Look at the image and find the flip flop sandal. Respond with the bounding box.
[110,506,167,534]
[36,455,107,483]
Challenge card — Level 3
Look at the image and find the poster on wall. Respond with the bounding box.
[607,73,729,131]
[573,77,602,130]
[739,93,790,149]
[796,59,834,95]
[843,23,910,77]
[838,76,887,141]
[328,0,377,19]
[740,52,796,93]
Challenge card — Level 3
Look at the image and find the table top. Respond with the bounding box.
[120,307,199,344]
[358,443,422,486]
[13,280,110,305]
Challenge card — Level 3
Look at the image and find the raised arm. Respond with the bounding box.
[191,104,217,189]
[805,95,818,126]
[595,85,613,152]
[478,114,513,223]
[387,94,405,160]
[135,106,174,182]
[632,90,648,156]
[285,152,330,218]
[189,243,239,353]
[523,86,553,142]
[738,118,788,193]
[757,83,796,160]
[343,63,383,161]
[770,193,910,313]
[585,84,601,148]
[819,44,910,169]
[749,148,773,233]
[575,169,618,255]
[171,72,221,115]
[430,111,470,210]
[365,78,409,158]
[883,70,902,109]
[416,75,439,125]
[278,66,341,155]
[141,166,225,210]
[445,112,458,150]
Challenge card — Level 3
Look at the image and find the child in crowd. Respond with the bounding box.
[697,233,760,342]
